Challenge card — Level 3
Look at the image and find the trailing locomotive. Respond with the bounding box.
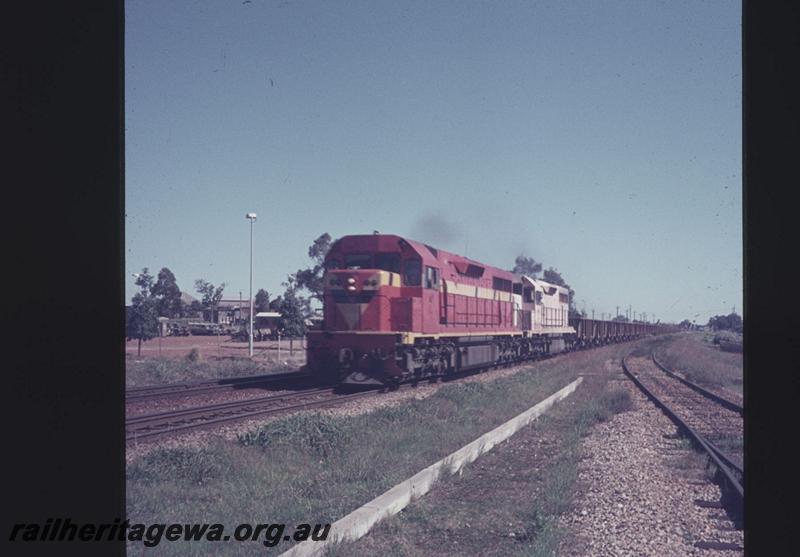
[305,234,671,386]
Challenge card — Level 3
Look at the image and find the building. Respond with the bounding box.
[214,297,258,325]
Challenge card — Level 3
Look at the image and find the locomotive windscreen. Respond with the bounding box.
[342,253,401,272]
[344,254,372,269]
[374,253,400,273]
[403,259,421,286]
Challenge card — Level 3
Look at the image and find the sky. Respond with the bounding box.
[125,0,742,324]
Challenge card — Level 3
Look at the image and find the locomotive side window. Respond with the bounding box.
[424,266,440,289]
[492,276,512,292]
[403,260,421,286]
[374,253,401,273]
[535,291,543,304]
[345,254,372,269]
[513,282,522,295]
[325,259,340,270]
[523,287,533,303]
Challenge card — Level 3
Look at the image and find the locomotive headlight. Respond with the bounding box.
[347,285,356,291]
[347,277,356,285]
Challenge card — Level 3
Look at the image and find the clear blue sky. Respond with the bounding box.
[126,0,741,324]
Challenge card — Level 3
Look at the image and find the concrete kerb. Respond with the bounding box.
[279,376,583,557]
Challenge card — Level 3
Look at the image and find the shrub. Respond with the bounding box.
[719,341,743,353]
[238,413,352,458]
[600,388,634,415]
[577,388,633,429]
[127,446,227,485]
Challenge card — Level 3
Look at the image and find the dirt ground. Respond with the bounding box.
[330,373,607,557]
[125,335,307,361]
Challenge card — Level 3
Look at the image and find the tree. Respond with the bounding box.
[708,312,743,333]
[127,268,159,356]
[292,233,332,304]
[727,312,743,333]
[194,279,226,323]
[511,255,542,278]
[268,295,283,313]
[542,267,565,285]
[254,289,270,313]
[275,280,311,338]
[679,319,693,329]
[151,267,183,318]
[187,300,205,317]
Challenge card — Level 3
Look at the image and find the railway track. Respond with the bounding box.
[125,370,313,402]
[126,345,578,442]
[126,336,653,442]
[126,386,376,442]
[622,353,743,526]
[651,352,743,416]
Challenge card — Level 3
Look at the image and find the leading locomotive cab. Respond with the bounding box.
[319,235,443,337]
[309,236,440,383]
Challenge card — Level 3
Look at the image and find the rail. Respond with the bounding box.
[125,370,311,402]
[622,354,743,527]
[650,352,743,416]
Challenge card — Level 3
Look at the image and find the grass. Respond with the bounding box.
[574,387,634,428]
[710,433,743,454]
[506,384,636,556]
[325,372,635,557]
[125,356,298,388]
[128,343,652,556]
[672,447,710,472]
[128,367,578,555]
[125,338,660,555]
[654,332,742,393]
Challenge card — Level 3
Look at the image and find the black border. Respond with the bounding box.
[743,0,800,554]
[3,1,125,555]
[2,1,799,555]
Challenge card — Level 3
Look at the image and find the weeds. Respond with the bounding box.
[655,332,742,391]
[239,413,353,458]
[125,357,293,388]
[128,445,229,486]
[575,388,633,432]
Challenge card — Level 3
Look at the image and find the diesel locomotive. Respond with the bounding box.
[305,234,670,386]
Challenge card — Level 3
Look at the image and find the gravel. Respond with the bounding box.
[558,374,744,556]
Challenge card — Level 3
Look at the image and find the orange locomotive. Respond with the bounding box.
[305,234,668,386]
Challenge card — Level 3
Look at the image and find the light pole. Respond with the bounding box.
[246,213,257,357]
